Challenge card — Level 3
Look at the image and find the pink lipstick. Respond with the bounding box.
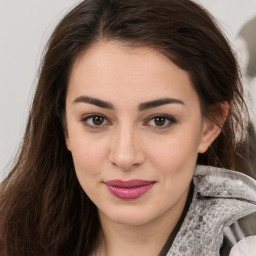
[104,179,155,200]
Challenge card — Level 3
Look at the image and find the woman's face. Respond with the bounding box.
[65,41,219,226]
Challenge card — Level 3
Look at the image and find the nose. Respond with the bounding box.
[108,125,145,171]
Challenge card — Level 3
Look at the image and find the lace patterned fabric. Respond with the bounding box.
[166,165,256,256]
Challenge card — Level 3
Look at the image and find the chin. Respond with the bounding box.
[101,207,156,226]
[114,215,153,226]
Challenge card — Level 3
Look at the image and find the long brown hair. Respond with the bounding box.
[0,0,255,255]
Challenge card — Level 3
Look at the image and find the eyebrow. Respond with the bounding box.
[73,96,184,111]
[73,96,114,109]
[138,98,184,111]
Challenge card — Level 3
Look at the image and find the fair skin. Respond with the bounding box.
[65,41,221,256]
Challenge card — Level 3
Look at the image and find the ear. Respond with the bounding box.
[197,119,221,153]
[64,130,71,151]
[198,101,229,154]
[62,113,71,151]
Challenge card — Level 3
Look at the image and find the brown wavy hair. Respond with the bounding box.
[1,0,255,255]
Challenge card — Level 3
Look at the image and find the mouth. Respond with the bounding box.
[104,179,156,200]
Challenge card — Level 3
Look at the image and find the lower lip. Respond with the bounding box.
[105,183,154,200]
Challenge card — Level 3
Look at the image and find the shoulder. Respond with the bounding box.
[167,165,256,256]
[192,165,256,230]
[193,165,256,204]
[194,165,256,256]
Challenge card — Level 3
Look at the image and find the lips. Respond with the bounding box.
[104,179,155,200]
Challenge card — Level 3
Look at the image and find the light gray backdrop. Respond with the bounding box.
[1,0,256,180]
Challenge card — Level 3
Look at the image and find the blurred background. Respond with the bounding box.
[1,0,256,180]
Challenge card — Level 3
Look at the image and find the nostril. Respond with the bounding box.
[109,145,145,171]
[108,128,145,170]
[109,152,137,171]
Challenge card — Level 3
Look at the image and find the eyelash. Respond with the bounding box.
[80,114,111,129]
[144,114,177,129]
[80,114,177,130]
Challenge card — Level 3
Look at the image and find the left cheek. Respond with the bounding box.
[150,137,198,169]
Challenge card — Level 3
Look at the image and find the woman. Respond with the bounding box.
[0,0,256,255]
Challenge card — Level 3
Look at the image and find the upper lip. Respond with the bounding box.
[104,179,155,188]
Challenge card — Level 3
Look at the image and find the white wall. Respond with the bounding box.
[1,0,256,180]
[197,0,256,38]
[0,1,81,179]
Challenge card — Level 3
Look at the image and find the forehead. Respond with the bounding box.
[67,41,199,107]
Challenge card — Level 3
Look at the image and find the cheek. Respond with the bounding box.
[68,129,109,176]
[147,130,200,173]
[69,134,109,200]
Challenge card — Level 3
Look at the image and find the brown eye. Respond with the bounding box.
[93,116,104,125]
[145,114,177,129]
[154,117,166,126]
[81,114,110,129]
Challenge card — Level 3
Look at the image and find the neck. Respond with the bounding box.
[96,187,191,256]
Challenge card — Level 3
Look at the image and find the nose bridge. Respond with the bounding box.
[109,122,144,170]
